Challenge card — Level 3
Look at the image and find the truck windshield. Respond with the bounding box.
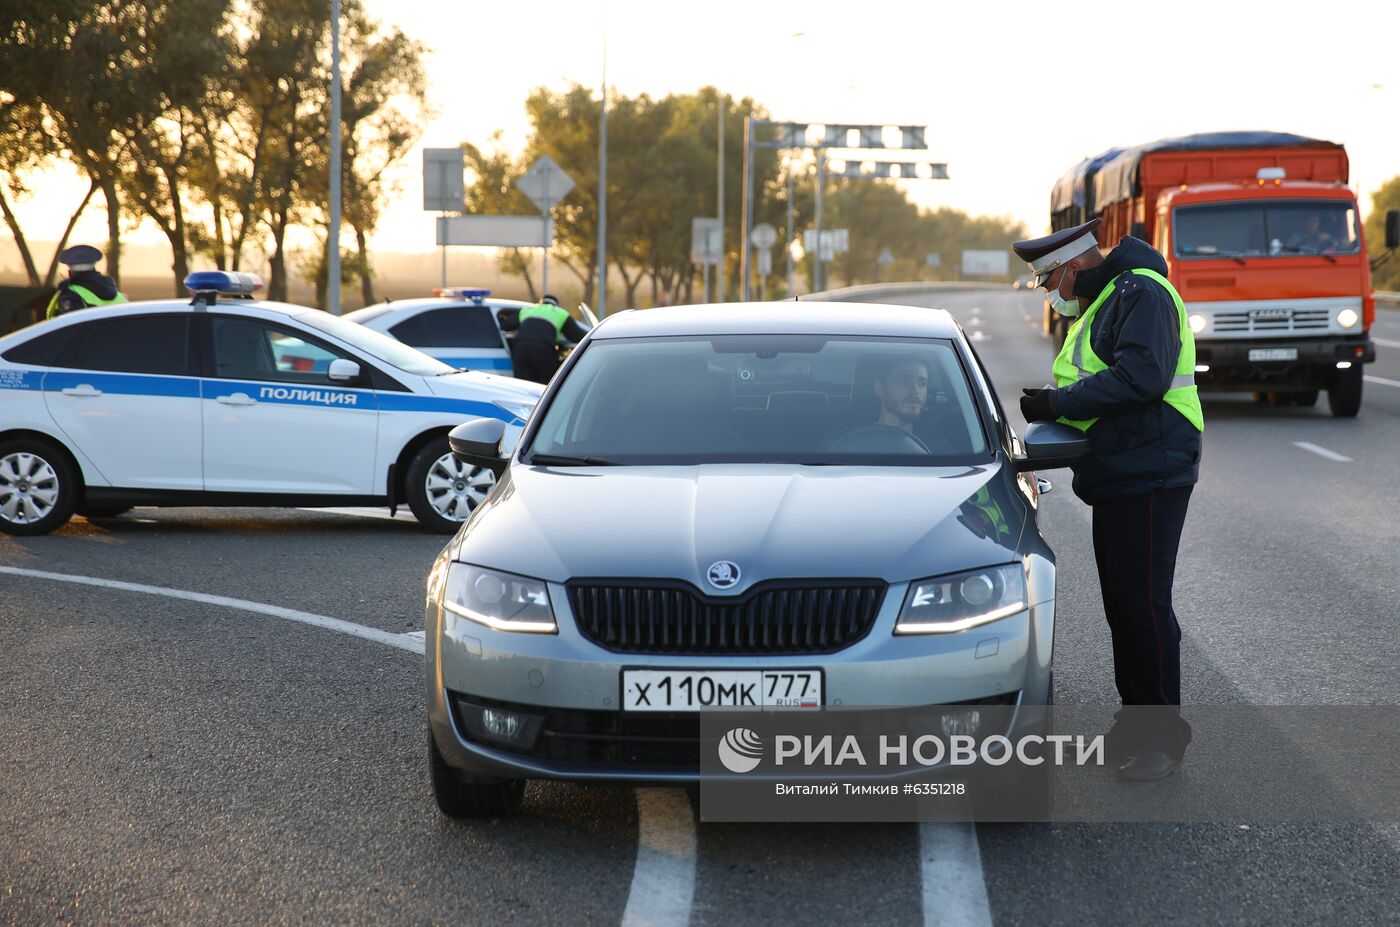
[1174,200,1360,259]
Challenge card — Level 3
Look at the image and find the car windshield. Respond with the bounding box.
[525,335,990,465]
[1174,200,1360,258]
[296,310,453,376]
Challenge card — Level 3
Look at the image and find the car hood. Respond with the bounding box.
[456,463,1026,588]
[426,370,544,401]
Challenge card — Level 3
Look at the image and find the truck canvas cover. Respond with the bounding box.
[1092,131,1340,211]
[1050,148,1123,220]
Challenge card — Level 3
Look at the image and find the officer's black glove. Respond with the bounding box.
[1020,387,1056,422]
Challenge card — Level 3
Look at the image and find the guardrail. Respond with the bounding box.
[1376,291,1400,312]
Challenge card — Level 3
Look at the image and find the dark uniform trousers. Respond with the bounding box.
[509,316,563,385]
[1091,485,1193,759]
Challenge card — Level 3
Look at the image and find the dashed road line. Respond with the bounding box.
[1364,374,1400,389]
[621,788,697,927]
[1293,441,1352,463]
[919,823,993,927]
[0,565,424,653]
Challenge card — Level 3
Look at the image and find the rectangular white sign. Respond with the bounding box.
[960,249,1010,276]
[436,215,552,248]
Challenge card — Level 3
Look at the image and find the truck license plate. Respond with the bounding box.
[622,669,823,711]
[1249,348,1298,362]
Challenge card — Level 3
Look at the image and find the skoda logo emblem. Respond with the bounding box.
[707,560,741,589]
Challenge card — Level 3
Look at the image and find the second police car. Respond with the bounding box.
[0,272,542,535]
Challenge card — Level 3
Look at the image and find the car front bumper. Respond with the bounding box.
[426,575,1055,783]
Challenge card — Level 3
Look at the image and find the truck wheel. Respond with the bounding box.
[1328,367,1363,418]
[429,730,525,818]
[404,436,497,534]
[0,438,79,536]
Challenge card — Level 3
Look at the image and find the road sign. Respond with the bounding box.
[691,217,723,265]
[757,248,773,277]
[877,248,895,266]
[516,155,576,214]
[422,148,464,212]
[750,223,778,249]
[925,252,941,268]
[961,250,1011,276]
[804,228,849,262]
[437,215,551,248]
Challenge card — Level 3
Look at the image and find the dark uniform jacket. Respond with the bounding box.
[55,270,122,314]
[1048,237,1202,505]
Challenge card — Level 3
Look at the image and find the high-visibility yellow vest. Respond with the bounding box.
[1050,268,1204,433]
[45,283,127,319]
[519,302,571,339]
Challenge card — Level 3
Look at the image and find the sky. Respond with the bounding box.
[8,0,1400,264]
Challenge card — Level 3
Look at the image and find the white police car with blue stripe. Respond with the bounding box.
[0,271,542,535]
[343,288,525,376]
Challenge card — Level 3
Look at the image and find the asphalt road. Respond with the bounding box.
[3,289,1399,925]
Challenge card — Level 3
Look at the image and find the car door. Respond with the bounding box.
[200,314,378,494]
[41,312,203,490]
[389,305,514,374]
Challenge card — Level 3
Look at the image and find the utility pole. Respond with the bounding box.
[813,153,825,293]
[740,116,754,300]
[327,0,342,314]
[596,3,608,316]
[716,91,725,301]
[785,164,795,295]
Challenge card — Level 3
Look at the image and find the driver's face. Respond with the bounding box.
[875,363,929,424]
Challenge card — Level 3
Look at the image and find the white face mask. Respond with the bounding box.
[1046,287,1082,317]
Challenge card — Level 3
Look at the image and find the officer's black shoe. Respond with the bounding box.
[1115,750,1180,782]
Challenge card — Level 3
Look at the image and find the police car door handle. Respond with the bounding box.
[60,384,103,398]
[215,392,257,406]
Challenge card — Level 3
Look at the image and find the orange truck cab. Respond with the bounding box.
[1048,131,1399,417]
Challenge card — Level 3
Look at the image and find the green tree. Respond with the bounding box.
[1366,176,1400,292]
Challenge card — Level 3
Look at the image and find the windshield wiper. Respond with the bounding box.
[528,453,617,466]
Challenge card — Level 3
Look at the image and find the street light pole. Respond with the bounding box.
[596,3,608,316]
[813,152,825,292]
[327,0,342,314]
[740,116,753,300]
[716,91,725,301]
[785,163,794,295]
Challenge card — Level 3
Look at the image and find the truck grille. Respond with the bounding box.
[1212,308,1331,334]
[567,579,886,655]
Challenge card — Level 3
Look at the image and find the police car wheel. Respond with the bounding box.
[405,437,497,533]
[428,729,525,818]
[0,439,79,536]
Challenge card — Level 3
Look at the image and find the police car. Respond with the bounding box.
[343,288,527,376]
[0,272,542,536]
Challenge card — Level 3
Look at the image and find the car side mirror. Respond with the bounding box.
[1386,209,1399,250]
[1013,421,1091,472]
[328,358,362,384]
[449,418,508,476]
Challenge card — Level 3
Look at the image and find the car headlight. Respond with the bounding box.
[1337,308,1360,329]
[1188,313,1208,335]
[439,563,556,633]
[493,398,536,423]
[895,564,1027,634]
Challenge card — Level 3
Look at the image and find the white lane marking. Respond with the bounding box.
[621,788,697,927]
[970,331,989,341]
[0,566,424,653]
[1370,337,1400,349]
[296,506,416,522]
[1293,441,1352,463]
[1364,374,1400,389]
[919,823,993,927]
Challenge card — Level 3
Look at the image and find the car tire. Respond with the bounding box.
[404,436,498,534]
[0,437,80,536]
[77,504,133,519]
[429,729,525,819]
[1327,366,1362,418]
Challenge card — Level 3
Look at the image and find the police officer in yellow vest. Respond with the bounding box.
[46,245,127,319]
[501,294,589,384]
[1014,217,1203,782]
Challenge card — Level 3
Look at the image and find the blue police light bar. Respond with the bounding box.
[433,287,491,302]
[184,270,264,296]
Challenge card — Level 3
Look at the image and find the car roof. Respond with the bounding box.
[0,298,322,347]
[352,297,530,315]
[590,301,962,340]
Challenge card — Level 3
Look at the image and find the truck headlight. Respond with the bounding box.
[439,563,556,633]
[895,564,1027,635]
[1337,308,1360,329]
[1188,313,1208,335]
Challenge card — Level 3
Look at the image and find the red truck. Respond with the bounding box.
[1047,131,1399,416]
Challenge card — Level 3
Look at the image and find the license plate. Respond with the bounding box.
[622,669,823,711]
[1249,348,1298,362]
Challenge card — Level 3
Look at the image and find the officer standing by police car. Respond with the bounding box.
[501,294,589,384]
[1014,217,1204,782]
[45,245,127,319]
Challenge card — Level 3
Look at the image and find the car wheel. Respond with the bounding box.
[1327,366,1362,418]
[0,438,79,536]
[429,730,525,819]
[77,505,133,519]
[405,436,497,534]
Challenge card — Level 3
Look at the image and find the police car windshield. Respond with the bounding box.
[525,335,991,466]
[296,311,453,376]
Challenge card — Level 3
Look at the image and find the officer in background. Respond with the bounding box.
[46,245,127,319]
[1014,217,1204,782]
[502,294,589,384]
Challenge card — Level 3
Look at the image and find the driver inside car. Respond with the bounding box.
[873,357,929,433]
[822,354,940,454]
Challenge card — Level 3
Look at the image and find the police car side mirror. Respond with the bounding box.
[1013,421,1091,472]
[327,358,362,384]
[449,418,508,475]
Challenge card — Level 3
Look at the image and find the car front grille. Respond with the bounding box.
[1211,308,1331,334]
[566,579,887,655]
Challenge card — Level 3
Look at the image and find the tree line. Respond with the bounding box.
[0,0,427,305]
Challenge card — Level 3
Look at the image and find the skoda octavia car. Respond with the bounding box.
[425,301,1086,817]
